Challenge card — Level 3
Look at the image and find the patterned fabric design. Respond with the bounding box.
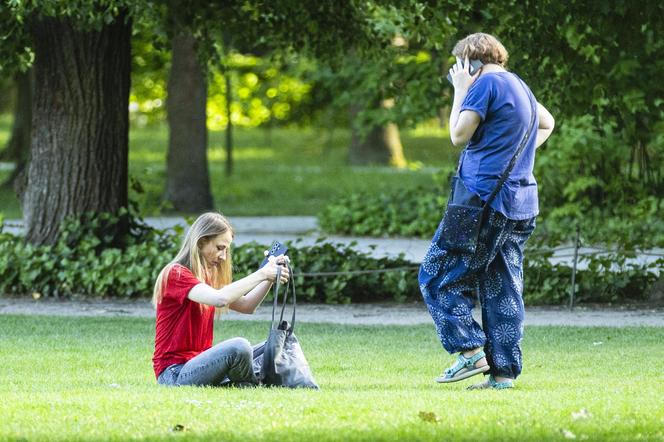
[419,205,536,380]
[498,297,519,317]
[422,243,445,276]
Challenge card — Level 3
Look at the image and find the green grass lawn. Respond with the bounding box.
[0,115,457,219]
[1,315,662,441]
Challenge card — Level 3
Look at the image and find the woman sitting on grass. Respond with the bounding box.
[152,212,289,387]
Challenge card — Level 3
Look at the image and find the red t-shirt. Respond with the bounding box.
[152,264,215,378]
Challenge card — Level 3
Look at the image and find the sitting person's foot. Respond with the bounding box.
[467,374,513,390]
[435,349,490,383]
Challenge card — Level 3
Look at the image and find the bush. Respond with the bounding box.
[523,246,662,305]
[1,212,660,305]
[0,212,178,298]
[0,213,419,303]
[319,185,447,239]
[234,239,418,303]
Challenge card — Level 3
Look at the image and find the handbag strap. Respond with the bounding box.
[455,75,537,205]
[482,76,537,208]
[270,264,296,331]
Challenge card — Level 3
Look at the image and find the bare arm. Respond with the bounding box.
[229,280,273,314]
[188,259,288,310]
[448,57,481,147]
[535,102,555,148]
[450,108,481,147]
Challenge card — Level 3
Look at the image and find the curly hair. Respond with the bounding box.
[452,33,509,67]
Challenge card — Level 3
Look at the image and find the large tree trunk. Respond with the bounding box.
[164,32,213,212]
[24,15,131,245]
[348,104,406,168]
[1,69,32,193]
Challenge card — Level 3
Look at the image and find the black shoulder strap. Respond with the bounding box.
[483,76,537,207]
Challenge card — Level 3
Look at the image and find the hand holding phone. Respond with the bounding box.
[446,58,483,84]
[260,241,289,269]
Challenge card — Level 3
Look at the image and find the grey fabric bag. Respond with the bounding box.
[259,265,319,389]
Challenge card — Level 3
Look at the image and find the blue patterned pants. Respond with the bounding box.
[419,207,536,379]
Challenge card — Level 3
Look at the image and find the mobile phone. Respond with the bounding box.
[446,59,484,84]
[259,241,289,268]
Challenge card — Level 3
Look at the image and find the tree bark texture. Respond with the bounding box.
[1,69,32,192]
[165,32,213,212]
[349,106,407,168]
[24,15,131,245]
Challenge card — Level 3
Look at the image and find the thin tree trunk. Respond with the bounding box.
[24,15,131,245]
[225,73,233,176]
[349,105,406,168]
[165,32,213,212]
[1,69,32,193]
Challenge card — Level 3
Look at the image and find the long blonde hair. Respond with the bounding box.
[152,212,234,307]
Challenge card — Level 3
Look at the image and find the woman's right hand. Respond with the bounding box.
[261,255,290,284]
[449,56,480,92]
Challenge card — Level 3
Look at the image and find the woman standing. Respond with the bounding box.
[152,212,289,387]
[419,33,555,389]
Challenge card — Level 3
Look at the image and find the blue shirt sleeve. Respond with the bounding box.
[460,75,493,121]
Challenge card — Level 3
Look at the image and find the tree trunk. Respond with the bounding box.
[1,69,32,193]
[349,106,407,168]
[164,32,213,212]
[24,15,131,246]
[225,72,233,176]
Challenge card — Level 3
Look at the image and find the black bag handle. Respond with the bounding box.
[270,264,296,332]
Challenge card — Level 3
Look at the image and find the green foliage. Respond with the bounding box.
[319,186,447,238]
[534,116,664,246]
[0,213,418,302]
[319,184,663,305]
[234,239,418,304]
[537,116,642,212]
[523,246,662,305]
[308,3,462,133]
[207,53,315,129]
[129,29,317,128]
[1,209,660,305]
[0,211,178,298]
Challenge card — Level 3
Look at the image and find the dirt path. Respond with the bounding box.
[1,297,662,327]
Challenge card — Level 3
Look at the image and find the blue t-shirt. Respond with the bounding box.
[459,71,539,220]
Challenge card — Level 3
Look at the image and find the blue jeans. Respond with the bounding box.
[157,337,258,387]
[419,207,536,379]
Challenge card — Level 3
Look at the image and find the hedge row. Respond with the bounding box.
[0,213,660,304]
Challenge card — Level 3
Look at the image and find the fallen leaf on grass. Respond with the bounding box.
[562,429,576,439]
[572,408,592,420]
[418,411,440,423]
[171,424,187,432]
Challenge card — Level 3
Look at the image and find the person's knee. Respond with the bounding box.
[227,337,252,360]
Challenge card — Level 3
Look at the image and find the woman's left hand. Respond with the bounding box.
[262,254,291,284]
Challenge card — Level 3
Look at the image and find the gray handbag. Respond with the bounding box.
[259,265,319,389]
